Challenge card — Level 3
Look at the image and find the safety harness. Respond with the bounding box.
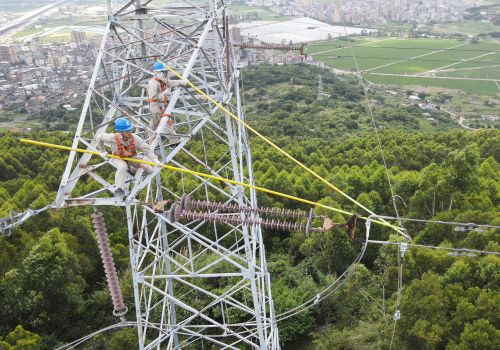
[114,133,137,158]
[147,78,168,103]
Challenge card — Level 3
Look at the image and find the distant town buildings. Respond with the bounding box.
[0,39,98,116]
[71,30,87,44]
[230,27,242,44]
[248,0,472,26]
[0,44,19,64]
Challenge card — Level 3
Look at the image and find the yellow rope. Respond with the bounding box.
[20,138,400,231]
[166,64,396,228]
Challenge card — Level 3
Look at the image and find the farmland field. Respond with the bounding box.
[309,38,500,95]
[433,20,500,35]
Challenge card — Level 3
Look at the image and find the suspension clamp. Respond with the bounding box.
[400,243,408,257]
[393,309,401,321]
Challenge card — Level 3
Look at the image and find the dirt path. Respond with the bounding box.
[441,108,476,130]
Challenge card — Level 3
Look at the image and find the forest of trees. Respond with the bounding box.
[0,64,498,349]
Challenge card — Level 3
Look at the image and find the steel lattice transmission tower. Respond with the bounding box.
[53,0,280,348]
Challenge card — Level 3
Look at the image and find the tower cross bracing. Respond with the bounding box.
[53,1,280,349]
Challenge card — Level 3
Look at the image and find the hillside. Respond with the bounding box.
[0,64,499,349]
[241,64,459,140]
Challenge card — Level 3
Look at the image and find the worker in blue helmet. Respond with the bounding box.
[148,61,189,144]
[97,117,159,197]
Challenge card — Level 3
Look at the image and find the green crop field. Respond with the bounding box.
[231,4,287,21]
[11,27,43,39]
[309,38,500,95]
[433,20,500,35]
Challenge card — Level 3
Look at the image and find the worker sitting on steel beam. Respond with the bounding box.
[98,117,159,197]
[148,61,188,145]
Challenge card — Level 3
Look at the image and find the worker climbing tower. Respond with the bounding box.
[53,0,280,348]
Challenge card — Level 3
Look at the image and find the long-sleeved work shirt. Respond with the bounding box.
[147,77,183,107]
[97,132,158,163]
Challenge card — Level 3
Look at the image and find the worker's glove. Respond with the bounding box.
[158,90,171,100]
[100,151,109,159]
[179,79,189,86]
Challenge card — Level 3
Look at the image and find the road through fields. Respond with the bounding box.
[416,48,500,76]
[364,42,470,73]
[310,38,391,56]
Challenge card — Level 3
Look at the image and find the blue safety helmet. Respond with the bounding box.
[153,61,167,72]
[114,117,133,132]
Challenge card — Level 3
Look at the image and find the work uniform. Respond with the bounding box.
[98,132,159,190]
[147,76,183,143]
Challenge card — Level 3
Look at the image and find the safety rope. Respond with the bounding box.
[19,138,401,232]
[163,65,403,235]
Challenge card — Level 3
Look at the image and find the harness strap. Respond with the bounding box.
[113,133,137,158]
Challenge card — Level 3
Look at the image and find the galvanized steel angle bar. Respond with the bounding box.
[113,0,137,16]
[136,245,169,272]
[154,19,206,47]
[180,147,231,181]
[172,277,255,319]
[176,0,207,13]
[166,252,196,276]
[172,229,243,274]
[142,269,166,336]
[203,122,232,145]
[114,21,174,58]
[177,327,253,350]
[89,88,132,118]
[180,229,244,271]
[136,238,166,270]
[168,222,248,270]
[141,249,192,277]
[194,243,248,276]
[56,22,111,202]
[181,85,219,119]
[136,205,155,256]
[141,280,258,347]
[128,106,221,199]
[115,21,154,39]
[178,176,235,211]
[172,227,249,270]
[98,51,152,89]
[135,230,170,268]
[173,276,250,312]
[142,206,247,268]
[152,21,204,43]
[176,328,242,350]
[86,172,114,193]
[160,280,256,340]
[89,93,107,121]
[65,159,108,184]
